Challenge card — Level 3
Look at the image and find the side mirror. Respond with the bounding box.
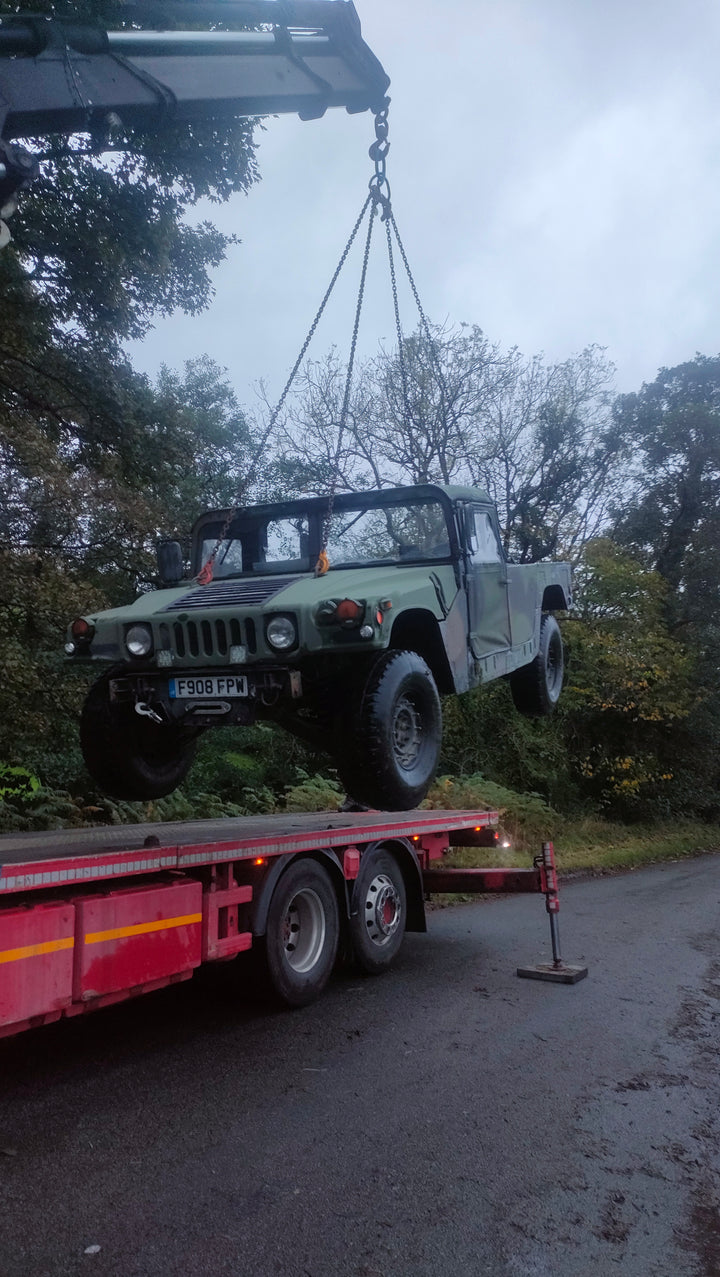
[157,540,184,587]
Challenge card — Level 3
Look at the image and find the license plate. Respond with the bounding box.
[169,675,249,699]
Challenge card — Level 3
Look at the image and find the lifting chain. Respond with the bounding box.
[196,97,452,585]
[368,103,391,221]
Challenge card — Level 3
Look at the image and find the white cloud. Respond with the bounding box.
[130,0,720,399]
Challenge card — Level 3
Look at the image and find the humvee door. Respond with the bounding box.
[463,504,512,659]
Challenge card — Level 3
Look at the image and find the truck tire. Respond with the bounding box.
[350,848,407,974]
[339,650,442,811]
[80,671,198,800]
[509,615,564,716]
[264,858,340,1007]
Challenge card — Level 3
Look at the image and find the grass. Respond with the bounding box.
[423,774,720,875]
[441,820,720,876]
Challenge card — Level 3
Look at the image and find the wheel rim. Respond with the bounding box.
[281,888,326,973]
[364,872,402,947]
[392,694,423,770]
[546,633,564,700]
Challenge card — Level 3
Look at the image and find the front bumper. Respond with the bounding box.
[109,665,302,728]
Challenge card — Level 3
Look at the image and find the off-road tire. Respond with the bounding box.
[349,848,407,974]
[509,615,564,717]
[338,649,442,811]
[263,858,340,1007]
[80,670,199,800]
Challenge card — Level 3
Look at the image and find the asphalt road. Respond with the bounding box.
[1,855,719,1277]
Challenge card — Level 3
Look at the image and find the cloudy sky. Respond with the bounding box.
[130,0,720,402]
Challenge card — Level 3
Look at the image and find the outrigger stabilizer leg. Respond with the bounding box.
[517,841,588,985]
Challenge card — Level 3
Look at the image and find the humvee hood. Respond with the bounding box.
[88,565,453,623]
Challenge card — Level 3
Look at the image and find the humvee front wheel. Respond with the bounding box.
[80,671,199,800]
[339,650,442,811]
[510,615,564,716]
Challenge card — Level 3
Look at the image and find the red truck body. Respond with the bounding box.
[0,808,554,1038]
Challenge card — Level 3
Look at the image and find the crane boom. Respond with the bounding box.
[0,1,390,141]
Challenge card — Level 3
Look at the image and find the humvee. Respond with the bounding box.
[65,484,571,810]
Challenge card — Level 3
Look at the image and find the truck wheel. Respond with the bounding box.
[340,650,442,811]
[510,615,564,716]
[80,671,198,800]
[350,849,407,974]
[264,859,340,1007]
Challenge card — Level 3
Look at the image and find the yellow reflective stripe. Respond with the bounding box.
[84,912,202,945]
[0,936,74,965]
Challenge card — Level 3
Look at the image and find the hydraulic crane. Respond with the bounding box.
[0,0,390,237]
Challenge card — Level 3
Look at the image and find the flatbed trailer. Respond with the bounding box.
[0,808,584,1039]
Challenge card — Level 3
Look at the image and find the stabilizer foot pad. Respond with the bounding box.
[516,962,588,985]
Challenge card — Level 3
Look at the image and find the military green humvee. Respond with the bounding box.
[65,484,571,810]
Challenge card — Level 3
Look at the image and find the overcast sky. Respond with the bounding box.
[130,0,720,404]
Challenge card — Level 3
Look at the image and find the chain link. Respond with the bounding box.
[318,198,376,568]
[197,190,374,582]
[368,100,392,221]
[388,208,454,432]
[385,216,410,429]
[196,96,449,587]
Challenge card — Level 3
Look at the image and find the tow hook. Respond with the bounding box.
[135,702,163,724]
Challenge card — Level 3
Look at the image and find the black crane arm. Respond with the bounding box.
[0,1,389,141]
[0,2,390,218]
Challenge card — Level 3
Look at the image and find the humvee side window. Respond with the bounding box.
[470,510,501,564]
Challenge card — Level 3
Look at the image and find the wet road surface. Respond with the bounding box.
[1,854,719,1277]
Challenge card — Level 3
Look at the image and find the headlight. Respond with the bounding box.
[266,615,297,651]
[125,624,153,657]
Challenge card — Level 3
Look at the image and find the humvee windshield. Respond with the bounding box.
[199,497,452,578]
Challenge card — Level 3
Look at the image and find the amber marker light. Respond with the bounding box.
[254,857,265,866]
[336,598,363,622]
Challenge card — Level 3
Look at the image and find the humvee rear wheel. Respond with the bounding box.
[339,650,442,811]
[80,671,198,800]
[510,615,564,717]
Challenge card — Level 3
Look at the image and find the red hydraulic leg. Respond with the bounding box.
[516,841,588,985]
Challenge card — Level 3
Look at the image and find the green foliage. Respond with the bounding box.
[439,679,577,810]
[613,354,720,626]
[284,772,344,812]
[2,0,259,349]
[0,765,40,802]
[425,773,560,850]
[560,539,695,815]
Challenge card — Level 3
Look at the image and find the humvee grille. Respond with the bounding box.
[157,616,257,661]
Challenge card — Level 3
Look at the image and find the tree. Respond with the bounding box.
[560,538,696,815]
[277,326,622,562]
[1,0,259,352]
[612,355,720,633]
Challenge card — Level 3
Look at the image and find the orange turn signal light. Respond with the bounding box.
[336,598,362,622]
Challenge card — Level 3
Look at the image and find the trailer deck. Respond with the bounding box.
[0,807,585,1040]
[0,808,497,877]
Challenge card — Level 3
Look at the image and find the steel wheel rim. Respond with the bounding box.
[364,872,402,946]
[282,888,326,973]
[392,694,423,770]
[546,633,564,700]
